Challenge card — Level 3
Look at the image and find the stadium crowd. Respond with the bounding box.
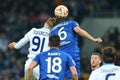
[0,0,120,80]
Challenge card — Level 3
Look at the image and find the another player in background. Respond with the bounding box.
[50,17,102,79]
[89,46,120,80]
[90,52,102,71]
[27,35,78,80]
[8,18,56,80]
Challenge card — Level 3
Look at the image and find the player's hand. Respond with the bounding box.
[94,38,102,43]
[8,42,15,49]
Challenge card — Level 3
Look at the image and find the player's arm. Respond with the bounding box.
[74,26,102,43]
[8,29,32,49]
[8,37,29,49]
[14,36,29,49]
[70,66,78,80]
[67,55,78,80]
[8,42,16,49]
[27,60,38,80]
[8,39,29,49]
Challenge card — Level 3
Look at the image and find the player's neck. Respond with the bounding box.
[50,47,59,49]
[92,65,100,71]
[55,18,64,25]
[44,26,50,29]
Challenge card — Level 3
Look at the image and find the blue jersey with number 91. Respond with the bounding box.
[50,21,80,53]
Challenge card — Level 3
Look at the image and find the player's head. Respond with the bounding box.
[44,17,56,29]
[55,17,65,24]
[101,46,117,63]
[90,52,102,70]
[49,35,60,48]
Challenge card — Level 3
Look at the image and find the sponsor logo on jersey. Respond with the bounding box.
[47,74,59,79]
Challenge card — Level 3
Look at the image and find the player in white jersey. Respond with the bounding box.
[8,18,56,80]
[89,46,120,80]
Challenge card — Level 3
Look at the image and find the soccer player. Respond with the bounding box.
[90,52,102,71]
[27,35,78,80]
[50,17,102,79]
[8,18,56,80]
[89,46,120,80]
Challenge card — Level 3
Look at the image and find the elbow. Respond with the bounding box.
[28,67,32,71]
[73,73,78,77]
[27,67,33,74]
[72,72,78,80]
[27,67,33,80]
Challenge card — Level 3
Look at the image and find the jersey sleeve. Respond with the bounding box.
[33,54,40,64]
[67,54,76,67]
[70,21,79,29]
[14,28,34,49]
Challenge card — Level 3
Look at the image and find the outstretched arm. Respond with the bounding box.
[8,29,31,49]
[8,36,29,49]
[74,26,102,43]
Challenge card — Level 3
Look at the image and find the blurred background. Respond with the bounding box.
[0,0,120,80]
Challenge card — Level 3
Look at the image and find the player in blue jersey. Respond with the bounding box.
[50,17,102,79]
[27,35,78,80]
[89,46,120,80]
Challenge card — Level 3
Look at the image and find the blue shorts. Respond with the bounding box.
[65,52,80,79]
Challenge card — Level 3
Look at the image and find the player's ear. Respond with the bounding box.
[99,60,101,64]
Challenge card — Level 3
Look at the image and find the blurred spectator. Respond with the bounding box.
[94,26,120,67]
[0,33,8,52]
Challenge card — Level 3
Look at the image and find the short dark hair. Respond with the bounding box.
[49,35,60,47]
[92,52,103,65]
[92,52,102,60]
[101,46,117,63]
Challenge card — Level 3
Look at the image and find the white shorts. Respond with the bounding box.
[24,58,40,80]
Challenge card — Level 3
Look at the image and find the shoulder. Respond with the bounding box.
[59,50,72,58]
[28,28,36,32]
[68,20,77,23]
[66,20,78,24]
[91,67,101,74]
[115,65,120,70]
[66,20,79,27]
[31,27,36,30]
[30,27,50,33]
[31,27,45,31]
[24,28,36,36]
[36,52,46,58]
[58,20,78,25]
